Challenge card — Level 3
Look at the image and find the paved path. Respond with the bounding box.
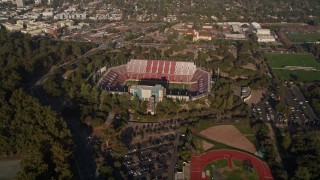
[0,158,21,180]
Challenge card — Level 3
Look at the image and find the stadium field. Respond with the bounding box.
[125,80,190,90]
[266,53,320,81]
[286,33,320,42]
[168,82,190,90]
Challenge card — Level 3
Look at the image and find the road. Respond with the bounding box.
[34,45,103,86]
[168,130,180,180]
[67,117,96,180]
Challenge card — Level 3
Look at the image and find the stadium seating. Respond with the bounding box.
[98,59,211,96]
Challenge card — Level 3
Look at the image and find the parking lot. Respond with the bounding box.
[253,84,319,129]
[124,132,180,179]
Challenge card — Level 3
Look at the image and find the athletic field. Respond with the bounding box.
[204,160,259,180]
[286,33,320,42]
[266,53,320,81]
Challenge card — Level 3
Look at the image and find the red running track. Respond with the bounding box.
[190,149,274,180]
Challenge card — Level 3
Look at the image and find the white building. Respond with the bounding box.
[34,0,41,5]
[16,0,25,8]
[54,13,87,20]
[2,22,23,31]
[231,24,240,33]
[257,29,271,35]
[225,33,246,40]
[257,35,276,42]
[251,22,261,29]
[193,31,212,41]
[42,11,53,17]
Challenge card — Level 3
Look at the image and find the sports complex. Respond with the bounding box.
[98,59,211,96]
[191,149,273,180]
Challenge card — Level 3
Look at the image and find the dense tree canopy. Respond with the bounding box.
[0,28,96,178]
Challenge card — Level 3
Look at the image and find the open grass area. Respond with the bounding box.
[234,124,255,134]
[125,80,139,86]
[266,53,320,68]
[204,159,229,178]
[245,136,260,150]
[268,24,305,28]
[203,159,259,180]
[195,120,216,133]
[193,136,204,152]
[286,33,320,42]
[272,69,320,81]
[224,168,259,180]
[266,53,320,82]
[132,114,158,122]
[168,83,190,90]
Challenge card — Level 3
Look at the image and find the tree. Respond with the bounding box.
[282,132,291,151]
[294,167,311,180]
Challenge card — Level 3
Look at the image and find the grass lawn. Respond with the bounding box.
[193,136,204,152]
[272,69,320,81]
[204,159,259,180]
[269,24,304,28]
[233,160,243,167]
[245,136,260,150]
[286,33,320,42]
[234,124,255,134]
[132,114,158,122]
[266,53,320,82]
[168,82,190,90]
[195,120,216,133]
[204,159,229,178]
[224,168,259,180]
[124,80,139,86]
[266,53,320,68]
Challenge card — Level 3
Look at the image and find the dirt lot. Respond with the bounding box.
[245,89,266,105]
[200,125,257,154]
[202,140,214,151]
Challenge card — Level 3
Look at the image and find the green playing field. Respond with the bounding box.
[266,53,320,81]
[286,33,320,42]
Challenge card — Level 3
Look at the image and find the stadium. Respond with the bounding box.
[98,59,212,98]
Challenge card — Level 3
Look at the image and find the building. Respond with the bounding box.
[34,0,41,5]
[251,22,261,29]
[129,85,165,115]
[235,86,252,102]
[16,0,24,8]
[2,22,23,31]
[231,24,240,33]
[256,29,271,35]
[129,85,165,102]
[255,28,276,42]
[257,35,276,42]
[175,162,190,180]
[193,31,212,41]
[98,59,212,103]
[224,33,246,40]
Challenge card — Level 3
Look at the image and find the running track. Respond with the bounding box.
[190,149,274,180]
